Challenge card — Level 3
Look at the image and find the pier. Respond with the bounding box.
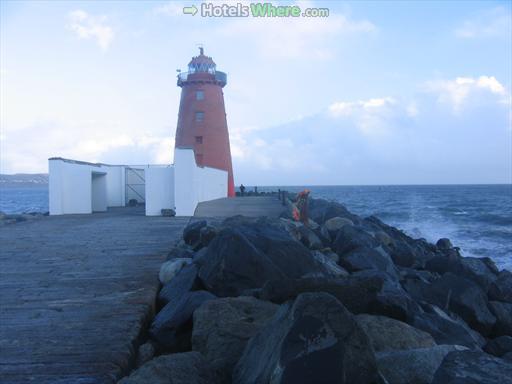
[0,197,284,383]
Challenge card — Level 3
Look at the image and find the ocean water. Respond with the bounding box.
[1,184,511,270]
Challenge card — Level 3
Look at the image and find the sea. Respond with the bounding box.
[1,184,511,270]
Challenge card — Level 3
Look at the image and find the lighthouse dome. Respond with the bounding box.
[188,48,216,74]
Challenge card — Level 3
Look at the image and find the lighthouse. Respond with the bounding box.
[175,48,235,197]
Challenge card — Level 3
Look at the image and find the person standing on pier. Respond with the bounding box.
[240,184,246,197]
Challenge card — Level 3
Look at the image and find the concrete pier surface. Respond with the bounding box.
[0,207,190,384]
[194,196,286,217]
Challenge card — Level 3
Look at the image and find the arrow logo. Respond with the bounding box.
[183,5,198,16]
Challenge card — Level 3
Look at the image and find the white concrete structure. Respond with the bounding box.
[48,148,227,216]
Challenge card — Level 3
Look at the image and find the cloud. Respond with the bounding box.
[67,10,114,51]
[455,7,511,39]
[219,1,376,60]
[153,2,184,16]
[424,76,508,112]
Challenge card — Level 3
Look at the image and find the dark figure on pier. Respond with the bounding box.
[240,184,246,197]
[254,186,258,194]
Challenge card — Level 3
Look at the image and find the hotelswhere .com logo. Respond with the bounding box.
[183,2,330,17]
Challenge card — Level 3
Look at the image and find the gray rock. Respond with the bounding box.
[192,296,278,380]
[356,314,436,352]
[161,208,176,217]
[158,258,192,285]
[432,350,512,384]
[183,220,207,246]
[413,273,496,336]
[489,270,512,303]
[332,225,378,256]
[118,351,217,384]
[489,300,512,337]
[311,250,348,277]
[374,231,395,247]
[308,199,359,225]
[199,225,218,247]
[436,238,453,250]
[484,335,512,357]
[339,246,398,278]
[377,345,467,384]
[233,292,380,384]
[135,342,155,368]
[166,246,195,261]
[198,217,335,297]
[158,263,200,307]
[149,290,216,351]
[408,302,486,350]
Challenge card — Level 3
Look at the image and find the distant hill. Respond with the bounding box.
[0,173,49,187]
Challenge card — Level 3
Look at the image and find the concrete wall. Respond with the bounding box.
[49,159,125,215]
[145,167,175,216]
[174,148,228,216]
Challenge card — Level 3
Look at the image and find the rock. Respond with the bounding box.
[260,271,417,322]
[410,272,496,336]
[376,345,467,384]
[489,301,512,336]
[425,254,498,291]
[135,342,155,368]
[408,302,486,349]
[149,290,216,351]
[387,241,418,268]
[158,263,201,307]
[198,218,335,297]
[233,292,380,384]
[339,246,398,278]
[158,258,192,285]
[192,296,278,380]
[432,350,512,384]
[311,250,348,277]
[356,314,436,352]
[161,208,175,217]
[332,225,378,256]
[504,352,512,362]
[199,225,218,247]
[484,336,512,357]
[489,270,512,303]
[323,217,354,240]
[320,248,339,263]
[374,231,394,247]
[183,220,207,247]
[308,199,359,225]
[166,246,194,261]
[118,351,217,384]
[436,238,453,250]
[297,225,323,250]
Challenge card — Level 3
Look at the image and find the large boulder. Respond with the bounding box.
[489,270,512,303]
[260,271,417,322]
[118,352,217,384]
[149,291,216,351]
[376,345,467,384]
[308,199,359,225]
[159,258,192,285]
[232,292,381,384]
[408,302,485,349]
[409,273,496,336]
[356,314,436,352]
[489,301,512,337]
[339,246,398,279]
[432,350,512,384]
[332,225,378,256]
[484,336,512,357]
[183,220,207,247]
[198,217,335,297]
[192,296,278,381]
[158,263,201,307]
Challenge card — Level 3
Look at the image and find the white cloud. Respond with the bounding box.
[455,7,511,39]
[67,10,114,51]
[219,1,376,60]
[424,76,508,112]
[153,2,184,16]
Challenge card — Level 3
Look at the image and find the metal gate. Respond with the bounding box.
[125,167,145,205]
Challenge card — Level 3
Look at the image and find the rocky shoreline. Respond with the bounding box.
[119,196,512,384]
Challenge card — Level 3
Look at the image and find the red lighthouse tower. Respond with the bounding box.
[175,48,235,197]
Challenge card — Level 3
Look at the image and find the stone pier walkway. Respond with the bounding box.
[0,207,190,384]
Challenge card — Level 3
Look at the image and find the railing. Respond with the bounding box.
[177,70,227,86]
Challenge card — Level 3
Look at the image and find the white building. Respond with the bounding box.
[48,148,227,216]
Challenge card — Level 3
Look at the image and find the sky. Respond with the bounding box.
[0,0,511,185]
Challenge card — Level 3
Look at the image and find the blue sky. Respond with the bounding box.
[1,0,511,184]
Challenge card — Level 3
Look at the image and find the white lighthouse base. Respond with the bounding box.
[48,148,228,216]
